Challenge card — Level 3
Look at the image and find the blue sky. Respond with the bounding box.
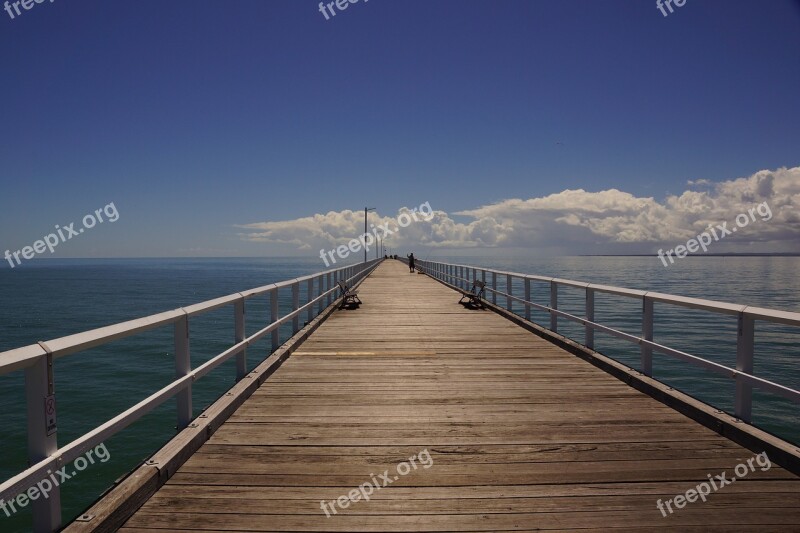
[1,0,799,259]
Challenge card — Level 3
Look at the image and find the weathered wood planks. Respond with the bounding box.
[116,260,800,531]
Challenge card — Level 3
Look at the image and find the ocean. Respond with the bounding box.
[0,256,798,531]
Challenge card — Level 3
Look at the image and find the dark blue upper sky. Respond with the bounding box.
[1,0,799,257]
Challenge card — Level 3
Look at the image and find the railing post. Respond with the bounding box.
[315,275,322,315]
[491,272,497,305]
[234,299,247,381]
[481,269,486,286]
[506,274,513,312]
[333,270,338,297]
[736,312,755,423]
[26,352,61,532]
[524,278,531,321]
[174,315,192,430]
[307,278,314,324]
[292,281,300,334]
[317,274,325,315]
[641,295,653,376]
[270,287,279,351]
[327,273,333,306]
[585,288,595,350]
[550,281,558,332]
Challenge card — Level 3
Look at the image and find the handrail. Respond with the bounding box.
[0,258,382,532]
[418,259,800,427]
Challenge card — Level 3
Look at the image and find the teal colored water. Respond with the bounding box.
[0,256,798,532]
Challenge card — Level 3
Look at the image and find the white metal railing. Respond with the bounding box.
[418,259,800,427]
[0,258,381,532]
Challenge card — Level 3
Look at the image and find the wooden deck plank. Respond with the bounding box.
[121,509,800,531]
[120,260,800,531]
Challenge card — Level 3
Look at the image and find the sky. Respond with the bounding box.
[1,0,799,260]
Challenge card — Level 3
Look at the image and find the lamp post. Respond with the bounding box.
[364,207,375,263]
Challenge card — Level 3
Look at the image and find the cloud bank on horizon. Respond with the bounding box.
[238,166,800,255]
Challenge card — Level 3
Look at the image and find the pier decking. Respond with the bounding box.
[107,260,800,531]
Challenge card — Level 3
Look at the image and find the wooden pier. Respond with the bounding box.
[60,259,797,532]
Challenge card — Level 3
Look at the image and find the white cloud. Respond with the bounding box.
[237,166,800,255]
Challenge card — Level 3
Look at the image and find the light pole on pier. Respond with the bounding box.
[364,207,375,263]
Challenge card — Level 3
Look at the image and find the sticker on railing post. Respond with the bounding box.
[45,394,57,436]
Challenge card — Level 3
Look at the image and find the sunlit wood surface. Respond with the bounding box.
[120,260,800,531]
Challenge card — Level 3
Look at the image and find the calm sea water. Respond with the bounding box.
[1,256,798,531]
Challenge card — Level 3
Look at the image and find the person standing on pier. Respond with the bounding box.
[407,253,416,273]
